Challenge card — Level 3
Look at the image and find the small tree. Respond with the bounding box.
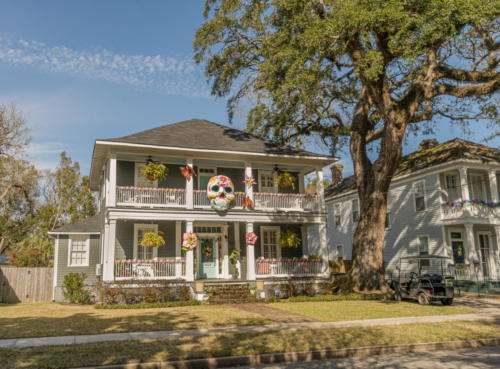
[62,273,91,304]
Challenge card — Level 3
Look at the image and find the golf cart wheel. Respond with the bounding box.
[417,293,429,305]
[441,298,454,306]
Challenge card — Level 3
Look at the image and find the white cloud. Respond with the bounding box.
[0,39,210,98]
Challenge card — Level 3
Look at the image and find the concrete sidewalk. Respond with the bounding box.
[1,312,499,349]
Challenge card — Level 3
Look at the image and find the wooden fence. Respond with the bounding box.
[0,266,54,303]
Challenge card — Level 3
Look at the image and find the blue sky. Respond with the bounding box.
[0,1,497,179]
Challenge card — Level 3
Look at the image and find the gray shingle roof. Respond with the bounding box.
[49,215,100,234]
[101,119,327,158]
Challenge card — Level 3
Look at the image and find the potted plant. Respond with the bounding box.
[204,286,215,296]
[140,162,168,183]
[229,248,241,279]
[275,172,296,189]
[278,229,301,248]
[139,231,165,248]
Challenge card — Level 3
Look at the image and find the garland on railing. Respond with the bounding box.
[217,235,223,273]
[116,186,187,193]
[253,192,317,199]
[441,200,500,208]
[193,190,245,195]
[193,247,197,273]
[255,257,323,264]
[114,259,186,264]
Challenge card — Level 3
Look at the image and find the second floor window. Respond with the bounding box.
[334,204,341,226]
[470,174,486,200]
[352,199,359,223]
[418,236,430,267]
[445,174,459,202]
[414,181,426,212]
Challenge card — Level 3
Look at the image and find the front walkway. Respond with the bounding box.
[1,311,499,349]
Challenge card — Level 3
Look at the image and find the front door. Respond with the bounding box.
[199,237,216,279]
[452,242,465,264]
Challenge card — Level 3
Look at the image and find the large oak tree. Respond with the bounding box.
[194,0,500,291]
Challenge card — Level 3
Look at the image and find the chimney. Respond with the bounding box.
[330,164,343,186]
[419,139,439,150]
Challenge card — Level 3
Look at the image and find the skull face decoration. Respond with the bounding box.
[207,176,235,211]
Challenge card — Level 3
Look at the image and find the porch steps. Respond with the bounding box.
[207,284,264,305]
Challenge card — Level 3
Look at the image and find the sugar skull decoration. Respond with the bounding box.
[207,176,235,211]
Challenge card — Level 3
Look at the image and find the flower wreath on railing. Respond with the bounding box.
[253,192,317,199]
[441,200,500,209]
[116,186,188,193]
[255,257,323,264]
[114,259,186,264]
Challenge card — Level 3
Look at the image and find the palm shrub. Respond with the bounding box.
[276,172,296,189]
[62,272,91,304]
[278,229,301,248]
[140,162,168,183]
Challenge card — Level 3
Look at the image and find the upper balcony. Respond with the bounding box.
[439,167,500,223]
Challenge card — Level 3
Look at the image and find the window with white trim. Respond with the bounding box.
[352,199,359,223]
[337,245,344,260]
[445,173,459,202]
[414,181,426,212]
[334,203,341,226]
[134,224,158,260]
[261,226,280,259]
[470,174,486,200]
[259,171,276,193]
[135,163,158,188]
[68,236,89,267]
[418,236,430,267]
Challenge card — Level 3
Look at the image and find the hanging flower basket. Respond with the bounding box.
[139,231,165,248]
[140,162,168,183]
[182,233,198,251]
[278,229,301,248]
[276,172,296,189]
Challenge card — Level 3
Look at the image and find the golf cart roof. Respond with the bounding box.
[399,255,448,260]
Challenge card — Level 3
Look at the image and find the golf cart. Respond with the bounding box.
[389,255,454,305]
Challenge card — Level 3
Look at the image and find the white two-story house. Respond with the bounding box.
[48,119,335,301]
[315,138,500,280]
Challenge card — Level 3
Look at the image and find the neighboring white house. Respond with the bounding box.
[313,138,500,279]
[48,119,336,301]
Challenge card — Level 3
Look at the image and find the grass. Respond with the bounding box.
[1,320,499,368]
[269,300,476,322]
[94,300,201,309]
[0,302,274,339]
[288,293,394,302]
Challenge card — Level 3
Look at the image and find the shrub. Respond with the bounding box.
[62,273,91,304]
[267,296,281,303]
[94,300,200,309]
[288,293,394,302]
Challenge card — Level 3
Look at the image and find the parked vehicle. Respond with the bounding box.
[389,255,454,305]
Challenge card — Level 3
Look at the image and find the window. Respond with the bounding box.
[470,174,486,200]
[68,236,89,267]
[334,204,341,227]
[352,199,359,223]
[194,226,222,234]
[414,181,426,212]
[478,233,492,277]
[134,224,158,260]
[337,245,344,260]
[135,163,158,188]
[259,171,276,193]
[445,174,459,202]
[198,167,217,190]
[261,226,280,259]
[385,212,391,230]
[418,236,430,267]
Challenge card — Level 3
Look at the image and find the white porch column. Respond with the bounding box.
[234,222,240,279]
[298,172,305,194]
[459,168,470,200]
[316,166,326,212]
[222,224,229,278]
[104,219,116,281]
[246,222,256,280]
[319,221,328,274]
[186,158,194,209]
[465,223,479,263]
[301,225,309,256]
[109,154,117,207]
[175,221,182,277]
[185,220,195,281]
[489,169,499,203]
[245,162,253,201]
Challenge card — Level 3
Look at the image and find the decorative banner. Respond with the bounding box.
[442,200,500,209]
[243,175,257,189]
[182,233,198,251]
[246,232,258,245]
[447,263,470,271]
[207,176,235,211]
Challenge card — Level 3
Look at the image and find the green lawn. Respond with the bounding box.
[269,300,476,322]
[0,302,275,339]
[1,320,499,369]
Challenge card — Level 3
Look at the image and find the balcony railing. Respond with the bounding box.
[116,187,186,208]
[441,201,500,220]
[255,258,324,277]
[193,190,246,209]
[114,259,186,280]
[254,192,318,211]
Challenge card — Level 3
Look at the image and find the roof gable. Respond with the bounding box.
[49,214,100,234]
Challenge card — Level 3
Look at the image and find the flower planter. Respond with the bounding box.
[146,174,158,181]
[195,282,205,292]
[256,280,264,290]
[231,267,239,279]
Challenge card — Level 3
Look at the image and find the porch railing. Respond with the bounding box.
[116,187,186,208]
[255,258,324,277]
[441,201,500,220]
[253,192,318,211]
[114,259,186,280]
[194,190,246,209]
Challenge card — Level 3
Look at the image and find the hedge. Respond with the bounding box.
[94,300,201,309]
[287,293,394,302]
